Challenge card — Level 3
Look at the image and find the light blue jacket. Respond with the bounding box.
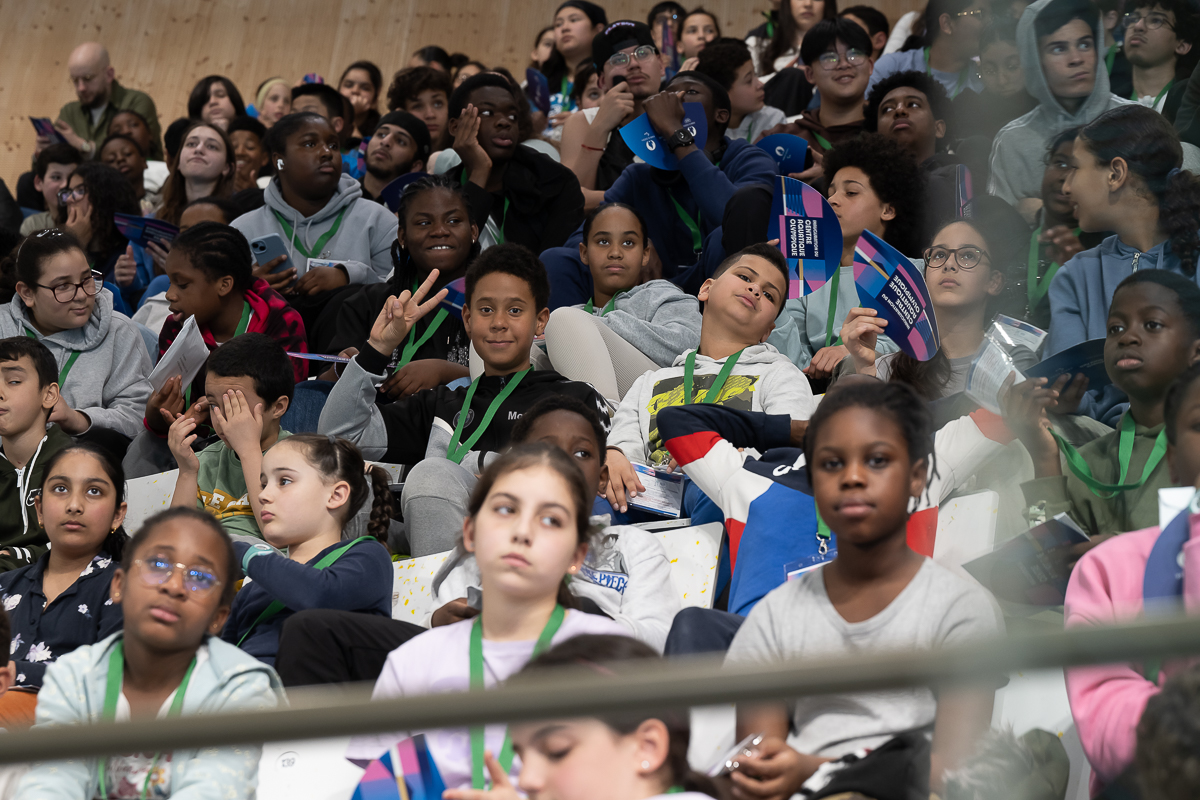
[15,632,286,800]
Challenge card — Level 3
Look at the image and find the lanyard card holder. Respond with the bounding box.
[628,464,685,518]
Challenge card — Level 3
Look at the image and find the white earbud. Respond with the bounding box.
[276,159,284,170]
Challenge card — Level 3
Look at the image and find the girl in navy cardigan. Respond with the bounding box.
[221,434,394,665]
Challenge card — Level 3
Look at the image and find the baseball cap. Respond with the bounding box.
[592,20,657,72]
[377,111,432,160]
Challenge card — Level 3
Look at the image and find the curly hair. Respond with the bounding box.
[386,66,453,112]
[157,121,235,226]
[1136,664,1200,800]
[70,161,139,266]
[280,434,395,544]
[863,69,951,134]
[1077,104,1200,276]
[464,243,551,311]
[694,38,754,90]
[822,133,926,257]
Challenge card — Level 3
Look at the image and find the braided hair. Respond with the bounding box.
[281,434,394,544]
[1078,105,1200,276]
[170,221,254,292]
[39,442,130,561]
[389,174,480,292]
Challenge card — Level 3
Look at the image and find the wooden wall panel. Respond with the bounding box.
[0,0,909,188]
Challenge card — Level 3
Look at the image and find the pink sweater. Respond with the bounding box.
[1063,513,1200,796]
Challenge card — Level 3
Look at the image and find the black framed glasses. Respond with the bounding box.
[33,270,103,303]
[134,556,222,594]
[608,45,658,67]
[56,186,87,204]
[816,48,868,69]
[1123,11,1174,30]
[924,246,990,270]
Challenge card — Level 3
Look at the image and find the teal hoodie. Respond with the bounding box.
[14,632,286,800]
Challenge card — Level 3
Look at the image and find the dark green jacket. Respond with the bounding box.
[0,424,72,573]
[57,80,162,160]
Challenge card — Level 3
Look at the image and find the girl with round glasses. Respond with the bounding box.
[0,229,152,443]
[13,507,286,799]
[841,200,1031,401]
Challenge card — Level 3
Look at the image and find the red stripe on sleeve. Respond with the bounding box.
[969,409,1015,444]
[726,518,746,571]
[665,430,723,467]
[906,507,938,557]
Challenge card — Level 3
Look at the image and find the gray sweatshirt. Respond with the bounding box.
[231,174,398,285]
[987,0,1132,205]
[0,290,151,437]
[573,280,703,367]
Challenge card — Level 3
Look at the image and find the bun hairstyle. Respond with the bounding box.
[517,634,718,797]
[39,441,130,561]
[282,434,394,544]
[466,442,593,609]
[0,228,87,304]
[1078,105,1200,276]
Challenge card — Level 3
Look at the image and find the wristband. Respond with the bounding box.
[580,143,605,152]
[242,542,275,572]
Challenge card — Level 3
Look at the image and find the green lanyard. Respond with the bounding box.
[271,208,347,260]
[816,509,832,554]
[924,47,971,99]
[1132,79,1173,108]
[812,132,834,151]
[447,369,531,463]
[583,291,623,316]
[236,536,372,646]
[460,171,510,244]
[184,301,251,410]
[669,195,703,253]
[560,75,575,111]
[1050,414,1168,499]
[824,269,843,349]
[1026,226,1081,310]
[397,282,449,370]
[763,11,775,38]
[97,641,197,800]
[24,328,80,387]
[683,349,743,405]
[469,604,565,789]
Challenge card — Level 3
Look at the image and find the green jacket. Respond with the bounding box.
[1021,416,1168,537]
[0,424,72,572]
[195,430,291,540]
[57,80,162,160]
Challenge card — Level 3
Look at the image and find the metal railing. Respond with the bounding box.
[2,614,1198,765]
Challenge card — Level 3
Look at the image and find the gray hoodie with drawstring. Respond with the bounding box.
[231,174,398,285]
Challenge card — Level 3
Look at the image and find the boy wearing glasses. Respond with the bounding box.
[0,337,73,572]
[561,20,666,206]
[1109,0,1196,122]
[695,38,787,143]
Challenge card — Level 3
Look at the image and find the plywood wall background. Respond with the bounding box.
[0,0,905,188]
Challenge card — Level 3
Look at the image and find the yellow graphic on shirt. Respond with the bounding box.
[645,373,758,465]
[197,489,252,521]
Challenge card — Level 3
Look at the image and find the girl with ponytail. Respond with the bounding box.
[219,433,395,666]
[1048,104,1200,357]
[0,442,129,724]
[344,443,629,784]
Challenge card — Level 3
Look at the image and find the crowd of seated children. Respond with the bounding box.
[320,244,607,556]
[544,202,702,401]
[14,2,1200,795]
[604,244,813,522]
[166,334,294,541]
[0,442,128,727]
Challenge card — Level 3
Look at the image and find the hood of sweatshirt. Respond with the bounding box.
[1019,0,1117,125]
[1,288,116,352]
[263,173,363,254]
[668,342,791,368]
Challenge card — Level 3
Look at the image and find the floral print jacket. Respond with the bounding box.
[0,551,121,689]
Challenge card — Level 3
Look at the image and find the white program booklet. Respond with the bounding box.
[628,464,685,518]
[148,315,209,393]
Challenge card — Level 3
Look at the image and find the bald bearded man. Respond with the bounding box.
[49,42,162,159]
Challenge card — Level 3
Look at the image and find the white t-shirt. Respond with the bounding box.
[725,559,1002,759]
[344,610,630,783]
[727,106,787,144]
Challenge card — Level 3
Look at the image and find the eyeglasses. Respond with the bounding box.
[56,186,87,204]
[134,556,222,594]
[32,270,103,303]
[1123,11,1174,30]
[956,8,986,18]
[607,45,658,67]
[816,48,868,69]
[924,246,990,270]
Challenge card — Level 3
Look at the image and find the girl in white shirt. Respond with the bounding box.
[344,443,629,782]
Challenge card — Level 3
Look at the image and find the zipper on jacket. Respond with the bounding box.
[1132,252,1141,271]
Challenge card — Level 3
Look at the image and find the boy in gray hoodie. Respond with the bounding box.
[988,0,1132,218]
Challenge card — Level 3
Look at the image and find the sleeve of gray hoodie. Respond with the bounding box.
[602,281,703,367]
[79,317,152,438]
[359,205,400,285]
[317,355,389,459]
[756,352,817,420]
[986,128,1026,206]
[607,371,653,463]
